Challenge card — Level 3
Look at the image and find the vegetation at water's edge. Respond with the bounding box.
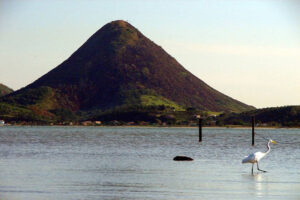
[0,86,298,127]
[1,93,299,127]
[0,88,215,125]
[217,106,300,127]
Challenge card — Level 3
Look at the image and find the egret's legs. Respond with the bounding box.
[251,164,254,174]
[257,162,267,172]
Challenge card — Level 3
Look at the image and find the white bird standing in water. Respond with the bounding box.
[242,139,277,174]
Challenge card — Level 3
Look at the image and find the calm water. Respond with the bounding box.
[0,126,299,200]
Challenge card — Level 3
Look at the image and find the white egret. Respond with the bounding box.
[242,139,277,174]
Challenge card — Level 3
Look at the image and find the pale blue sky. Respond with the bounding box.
[0,0,299,108]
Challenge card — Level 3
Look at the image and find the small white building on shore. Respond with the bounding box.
[0,120,4,126]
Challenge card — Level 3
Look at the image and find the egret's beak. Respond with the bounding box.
[272,140,277,144]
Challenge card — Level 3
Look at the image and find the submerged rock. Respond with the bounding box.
[173,156,193,161]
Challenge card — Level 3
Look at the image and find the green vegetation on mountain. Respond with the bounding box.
[0,83,13,97]
[0,20,254,124]
[140,95,184,111]
[217,106,300,127]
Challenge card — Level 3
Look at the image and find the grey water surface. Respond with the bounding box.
[0,126,299,200]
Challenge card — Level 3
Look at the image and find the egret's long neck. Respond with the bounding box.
[265,141,271,155]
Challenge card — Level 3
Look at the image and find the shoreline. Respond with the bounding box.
[1,124,299,129]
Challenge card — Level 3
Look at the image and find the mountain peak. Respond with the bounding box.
[2,20,254,120]
[102,20,133,32]
[109,20,130,27]
[99,20,140,46]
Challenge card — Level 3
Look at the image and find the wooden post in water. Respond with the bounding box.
[252,116,255,146]
[197,115,202,142]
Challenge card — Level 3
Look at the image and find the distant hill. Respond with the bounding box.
[217,106,300,127]
[0,20,254,123]
[0,83,13,97]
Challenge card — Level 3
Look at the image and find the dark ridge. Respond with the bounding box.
[0,83,13,97]
[217,106,300,127]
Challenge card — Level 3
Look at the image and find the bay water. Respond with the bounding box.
[0,126,299,200]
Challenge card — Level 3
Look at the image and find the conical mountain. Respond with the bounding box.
[0,83,13,97]
[1,20,254,121]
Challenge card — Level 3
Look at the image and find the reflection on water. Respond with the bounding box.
[253,173,263,192]
[0,126,299,200]
[253,174,266,197]
[242,173,265,197]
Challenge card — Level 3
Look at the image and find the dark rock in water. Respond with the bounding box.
[173,156,193,161]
